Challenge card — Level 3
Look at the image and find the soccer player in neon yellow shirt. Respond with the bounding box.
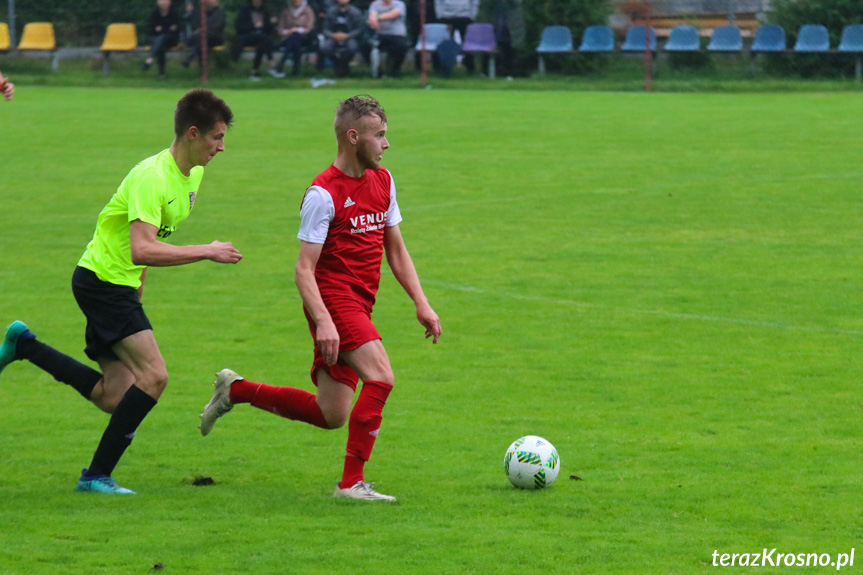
[0,89,242,494]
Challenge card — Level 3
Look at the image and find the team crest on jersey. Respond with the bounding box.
[189,191,197,211]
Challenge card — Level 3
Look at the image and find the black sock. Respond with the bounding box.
[17,337,101,400]
[85,385,157,478]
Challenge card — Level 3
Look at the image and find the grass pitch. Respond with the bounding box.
[0,87,862,574]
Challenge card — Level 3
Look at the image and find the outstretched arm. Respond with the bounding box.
[129,220,243,267]
[295,240,340,365]
[384,224,441,343]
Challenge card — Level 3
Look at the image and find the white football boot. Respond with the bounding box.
[199,368,243,436]
[333,481,397,502]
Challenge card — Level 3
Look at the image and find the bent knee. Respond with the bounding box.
[322,408,349,429]
[138,368,169,397]
[364,362,394,387]
[153,368,169,389]
[371,369,394,387]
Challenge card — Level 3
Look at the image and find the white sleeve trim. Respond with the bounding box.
[297,186,334,243]
[386,171,403,227]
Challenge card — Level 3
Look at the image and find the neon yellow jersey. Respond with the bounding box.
[78,149,203,288]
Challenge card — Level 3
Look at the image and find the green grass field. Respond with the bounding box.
[1,87,862,574]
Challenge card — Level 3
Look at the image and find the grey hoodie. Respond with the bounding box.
[434,0,480,20]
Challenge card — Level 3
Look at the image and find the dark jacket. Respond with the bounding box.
[235,4,275,36]
[147,6,181,37]
[323,4,363,41]
[188,5,227,41]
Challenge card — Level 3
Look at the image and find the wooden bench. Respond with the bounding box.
[633,12,760,39]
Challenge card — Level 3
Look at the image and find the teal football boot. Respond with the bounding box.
[0,321,32,376]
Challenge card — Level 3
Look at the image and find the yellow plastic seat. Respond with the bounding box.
[100,23,137,52]
[0,23,10,51]
[18,22,55,51]
[18,22,59,71]
[100,23,139,75]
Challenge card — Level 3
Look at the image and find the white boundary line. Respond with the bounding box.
[419,278,863,337]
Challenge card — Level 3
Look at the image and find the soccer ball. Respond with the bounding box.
[503,435,560,490]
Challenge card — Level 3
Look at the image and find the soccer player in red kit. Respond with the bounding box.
[199,94,441,501]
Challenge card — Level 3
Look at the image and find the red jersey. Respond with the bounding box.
[298,164,402,310]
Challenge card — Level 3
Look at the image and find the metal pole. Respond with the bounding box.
[200,0,209,84]
[8,0,16,49]
[420,0,427,87]
[644,0,652,91]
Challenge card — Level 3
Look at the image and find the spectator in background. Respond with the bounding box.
[489,0,523,77]
[231,0,277,80]
[143,0,181,78]
[321,0,363,77]
[407,0,436,47]
[270,0,317,78]
[368,0,409,78]
[182,0,227,68]
[0,70,13,101]
[434,0,479,72]
[312,0,337,34]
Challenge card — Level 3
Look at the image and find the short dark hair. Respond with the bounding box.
[334,94,387,135]
[174,89,234,137]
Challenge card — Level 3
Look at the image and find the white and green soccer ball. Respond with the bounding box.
[504,435,560,490]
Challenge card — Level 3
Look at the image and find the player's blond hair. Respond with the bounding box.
[334,95,387,137]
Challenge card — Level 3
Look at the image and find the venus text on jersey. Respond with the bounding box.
[350,212,387,235]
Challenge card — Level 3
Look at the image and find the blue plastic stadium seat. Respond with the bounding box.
[536,25,573,74]
[838,24,863,52]
[578,25,614,52]
[839,24,863,80]
[664,25,699,51]
[621,26,656,52]
[536,26,573,53]
[707,25,743,52]
[415,23,450,52]
[751,25,786,52]
[794,24,830,52]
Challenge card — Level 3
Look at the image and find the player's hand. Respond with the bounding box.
[208,241,243,264]
[316,319,340,365]
[417,304,441,344]
[0,76,14,101]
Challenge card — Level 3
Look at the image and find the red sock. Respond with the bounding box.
[229,379,329,429]
[340,380,393,489]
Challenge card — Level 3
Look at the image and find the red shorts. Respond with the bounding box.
[304,300,380,391]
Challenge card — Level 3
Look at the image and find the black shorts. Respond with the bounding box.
[71,266,152,361]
